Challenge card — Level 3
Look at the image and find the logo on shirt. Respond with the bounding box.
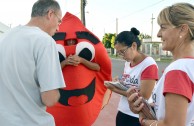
[120,74,139,87]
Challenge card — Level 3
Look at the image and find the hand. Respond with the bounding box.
[70,55,81,66]
[60,55,82,68]
[65,55,74,65]
[64,55,80,66]
[104,82,119,91]
[127,87,144,114]
[60,56,73,68]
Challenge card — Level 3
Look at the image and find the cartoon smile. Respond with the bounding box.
[58,78,95,106]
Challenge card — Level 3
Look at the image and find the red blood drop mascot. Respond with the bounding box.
[46,12,112,126]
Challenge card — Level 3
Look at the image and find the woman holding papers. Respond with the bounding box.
[105,27,158,126]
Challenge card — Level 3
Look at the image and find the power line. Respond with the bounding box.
[120,0,165,19]
[103,0,165,28]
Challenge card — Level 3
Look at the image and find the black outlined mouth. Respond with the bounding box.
[58,78,95,106]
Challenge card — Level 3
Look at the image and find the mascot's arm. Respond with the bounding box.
[60,54,100,71]
[71,54,100,71]
[80,57,100,71]
[60,59,68,68]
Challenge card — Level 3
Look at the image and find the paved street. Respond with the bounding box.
[92,58,170,126]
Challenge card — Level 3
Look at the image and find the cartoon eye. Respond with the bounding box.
[56,44,66,62]
[75,41,95,61]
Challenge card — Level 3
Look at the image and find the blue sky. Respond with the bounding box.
[0,0,193,40]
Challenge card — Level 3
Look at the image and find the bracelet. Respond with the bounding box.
[150,121,157,126]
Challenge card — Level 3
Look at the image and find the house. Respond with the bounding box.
[141,38,172,61]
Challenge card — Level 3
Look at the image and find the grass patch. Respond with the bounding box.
[109,54,122,59]
[159,59,172,63]
[109,54,172,63]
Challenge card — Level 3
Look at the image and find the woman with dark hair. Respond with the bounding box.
[105,27,158,126]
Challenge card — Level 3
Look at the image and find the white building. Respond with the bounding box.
[141,38,172,61]
[0,21,10,36]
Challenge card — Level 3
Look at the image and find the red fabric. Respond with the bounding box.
[141,65,158,80]
[46,12,112,126]
[164,70,193,102]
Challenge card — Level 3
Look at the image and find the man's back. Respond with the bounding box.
[0,25,64,126]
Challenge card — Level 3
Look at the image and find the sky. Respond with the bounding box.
[0,0,193,41]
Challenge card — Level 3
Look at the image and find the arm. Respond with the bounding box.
[79,57,100,71]
[41,89,60,107]
[163,93,188,126]
[140,80,156,100]
[139,93,188,126]
[60,59,68,68]
[69,55,100,71]
[105,75,156,98]
[128,70,190,126]
[104,83,128,96]
[140,64,158,99]
[104,76,128,96]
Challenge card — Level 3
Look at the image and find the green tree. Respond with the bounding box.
[102,32,151,55]
[102,33,116,48]
[138,33,151,41]
[110,33,116,48]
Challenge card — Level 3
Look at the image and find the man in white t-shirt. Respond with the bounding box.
[0,0,65,126]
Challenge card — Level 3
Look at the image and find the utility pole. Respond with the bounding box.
[81,0,87,26]
[114,18,118,55]
[116,18,118,35]
[151,13,155,42]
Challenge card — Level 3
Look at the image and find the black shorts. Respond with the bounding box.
[116,111,141,126]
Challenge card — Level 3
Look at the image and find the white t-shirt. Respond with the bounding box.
[0,26,65,126]
[118,57,158,118]
[153,58,194,126]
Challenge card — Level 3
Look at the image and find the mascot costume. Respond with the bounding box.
[47,12,112,126]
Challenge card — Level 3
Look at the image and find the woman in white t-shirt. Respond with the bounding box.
[127,3,194,126]
[105,27,158,126]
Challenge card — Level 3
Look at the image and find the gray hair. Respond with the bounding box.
[157,3,194,39]
[31,0,61,17]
